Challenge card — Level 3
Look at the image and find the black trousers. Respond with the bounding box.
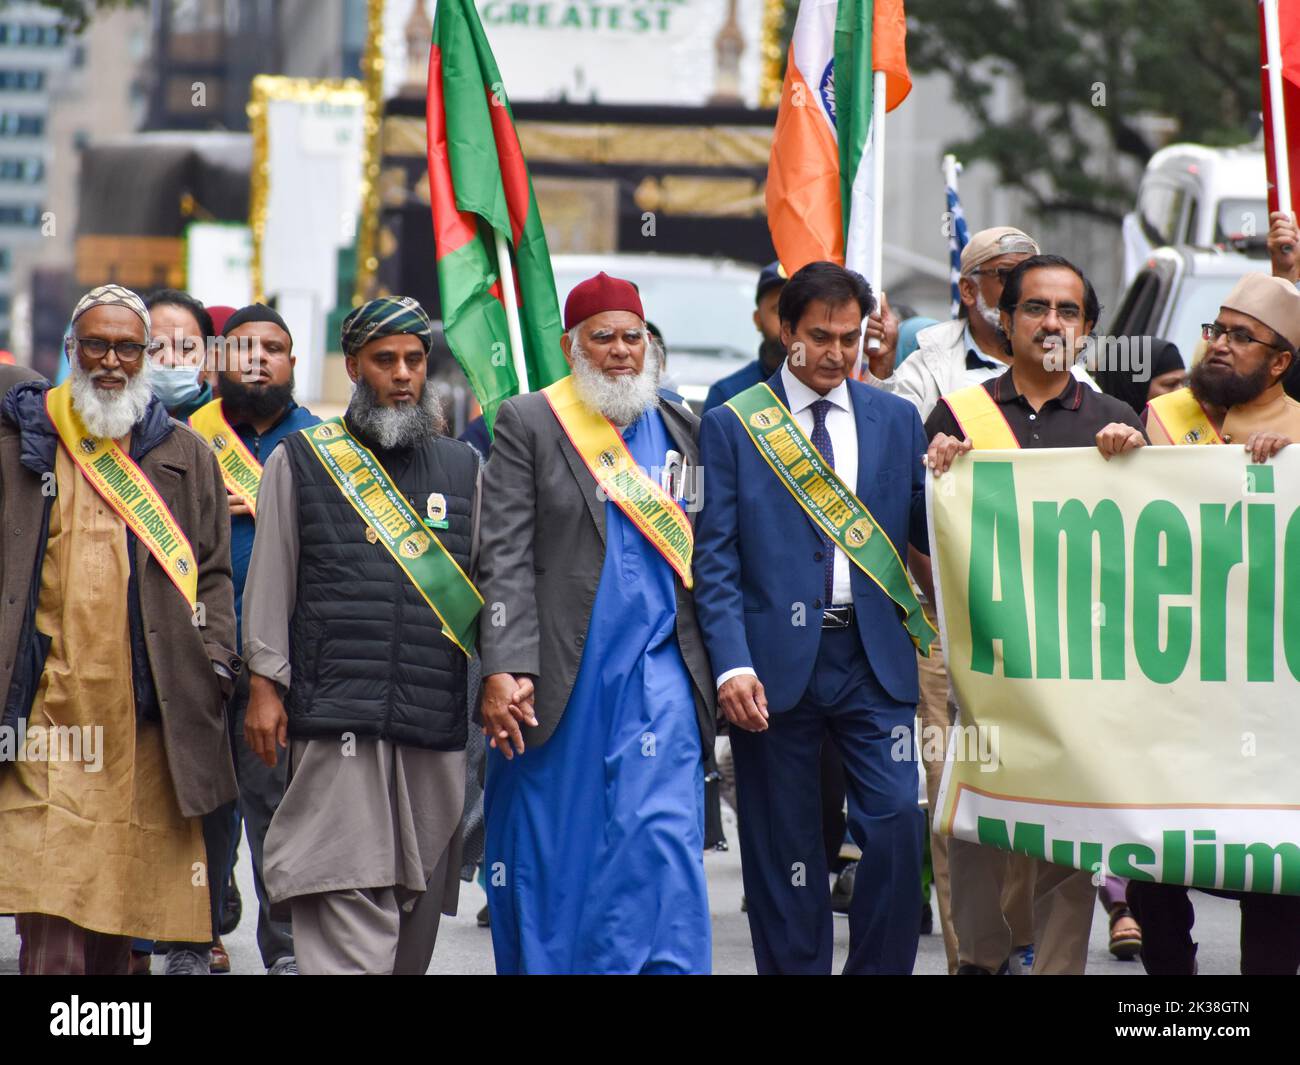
[821,741,847,873]
[228,669,295,967]
[1127,880,1300,975]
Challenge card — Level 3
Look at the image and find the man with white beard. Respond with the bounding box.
[241,296,478,974]
[0,284,239,973]
[477,271,716,974]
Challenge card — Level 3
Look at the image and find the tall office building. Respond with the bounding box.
[0,3,71,349]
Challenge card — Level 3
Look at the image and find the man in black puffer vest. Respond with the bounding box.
[241,296,480,975]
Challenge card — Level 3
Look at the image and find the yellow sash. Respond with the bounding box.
[941,385,1020,449]
[45,381,198,608]
[188,398,262,515]
[1146,387,1223,446]
[542,374,694,589]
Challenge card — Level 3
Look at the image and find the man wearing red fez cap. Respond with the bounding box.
[476,272,715,974]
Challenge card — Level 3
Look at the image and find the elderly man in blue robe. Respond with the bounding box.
[476,272,717,974]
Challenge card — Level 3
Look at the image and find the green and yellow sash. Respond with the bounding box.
[302,419,482,655]
[543,374,694,589]
[189,398,262,515]
[726,383,936,655]
[46,380,198,607]
[1146,387,1223,446]
[941,385,1020,450]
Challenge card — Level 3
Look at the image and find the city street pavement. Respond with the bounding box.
[0,807,1250,975]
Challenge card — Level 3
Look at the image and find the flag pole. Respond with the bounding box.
[494,227,530,394]
[941,153,961,200]
[866,69,887,351]
[1265,0,1293,218]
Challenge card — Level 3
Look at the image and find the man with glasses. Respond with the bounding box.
[866,227,1098,422]
[870,228,1092,973]
[1126,273,1300,456]
[1090,271,1300,974]
[926,256,1146,975]
[0,284,240,974]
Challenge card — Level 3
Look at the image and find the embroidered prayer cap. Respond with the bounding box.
[959,226,1040,276]
[563,271,645,331]
[340,296,433,356]
[71,284,151,334]
[222,302,291,339]
[1219,272,1300,350]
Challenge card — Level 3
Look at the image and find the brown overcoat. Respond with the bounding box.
[0,382,239,817]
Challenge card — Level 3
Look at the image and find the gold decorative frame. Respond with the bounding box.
[355,0,387,305]
[759,0,786,108]
[246,75,370,303]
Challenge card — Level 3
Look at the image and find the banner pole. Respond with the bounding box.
[1265,0,1293,218]
[494,227,530,394]
[866,69,888,352]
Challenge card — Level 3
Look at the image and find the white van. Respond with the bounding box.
[550,253,760,410]
[1121,143,1268,287]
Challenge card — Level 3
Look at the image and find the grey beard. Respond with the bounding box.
[975,290,1002,331]
[570,339,662,425]
[70,357,154,440]
[346,376,445,450]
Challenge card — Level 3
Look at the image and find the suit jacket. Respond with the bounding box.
[476,387,717,763]
[694,373,929,712]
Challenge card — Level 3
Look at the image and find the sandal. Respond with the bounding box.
[1108,906,1142,960]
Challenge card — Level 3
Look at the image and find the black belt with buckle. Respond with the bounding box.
[822,604,855,629]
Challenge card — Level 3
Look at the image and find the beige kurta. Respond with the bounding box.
[0,446,208,941]
[1148,384,1300,444]
[245,447,469,917]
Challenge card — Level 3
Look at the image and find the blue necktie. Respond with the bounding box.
[810,399,836,605]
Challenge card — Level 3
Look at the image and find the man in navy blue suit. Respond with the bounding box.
[695,261,932,975]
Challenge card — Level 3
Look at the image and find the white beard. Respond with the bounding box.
[570,339,662,425]
[70,357,154,440]
[975,290,1002,331]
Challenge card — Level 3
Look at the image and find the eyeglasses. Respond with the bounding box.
[1201,322,1286,351]
[969,266,1016,282]
[1014,300,1083,323]
[75,336,148,363]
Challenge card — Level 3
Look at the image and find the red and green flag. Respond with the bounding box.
[427,0,567,430]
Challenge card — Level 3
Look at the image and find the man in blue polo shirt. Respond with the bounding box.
[180,303,318,975]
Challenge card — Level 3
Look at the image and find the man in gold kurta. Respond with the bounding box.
[0,285,239,974]
[1094,271,1300,974]
[1138,273,1300,455]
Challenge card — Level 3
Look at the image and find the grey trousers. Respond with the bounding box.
[290,847,452,975]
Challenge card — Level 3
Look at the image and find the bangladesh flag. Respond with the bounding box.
[427,0,567,430]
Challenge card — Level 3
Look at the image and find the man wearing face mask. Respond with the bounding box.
[181,303,319,975]
[144,290,215,420]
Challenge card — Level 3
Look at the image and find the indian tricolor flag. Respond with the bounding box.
[767,0,911,279]
[427,0,568,430]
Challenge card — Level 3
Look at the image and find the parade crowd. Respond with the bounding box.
[2,211,1300,976]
